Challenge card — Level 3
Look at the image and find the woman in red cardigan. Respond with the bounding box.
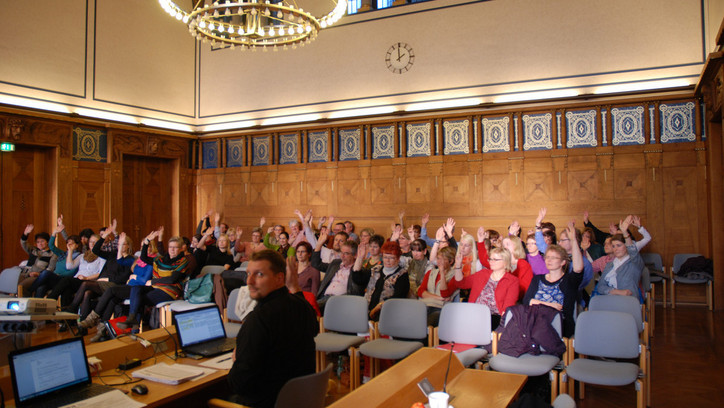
[445,247,519,329]
[477,228,533,302]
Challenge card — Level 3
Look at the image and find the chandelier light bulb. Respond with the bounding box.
[208,22,215,30]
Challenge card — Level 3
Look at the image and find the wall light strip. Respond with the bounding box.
[75,108,138,124]
[593,79,691,95]
[141,118,194,132]
[0,95,70,113]
[328,106,396,119]
[494,90,578,104]
[405,98,481,112]
[262,114,322,126]
[203,120,257,132]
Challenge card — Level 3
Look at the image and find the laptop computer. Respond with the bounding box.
[173,305,237,358]
[8,337,115,408]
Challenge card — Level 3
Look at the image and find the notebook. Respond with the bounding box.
[8,337,115,408]
[173,305,237,358]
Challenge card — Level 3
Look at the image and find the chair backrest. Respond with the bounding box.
[378,299,427,340]
[0,267,21,295]
[274,363,332,408]
[640,267,651,291]
[226,288,241,321]
[574,311,639,359]
[640,252,663,273]
[589,295,643,333]
[672,253,702,274]
[200,265,226,276]
[438,302,491,346]
[323,295,369,334]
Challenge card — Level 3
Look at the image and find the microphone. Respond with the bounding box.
[443,341,455,393]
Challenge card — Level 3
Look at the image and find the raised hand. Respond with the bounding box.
[508,220,520,237]
[619,215,633,235]
[157,226,164,240]
[435,227,446,242]
[536,208,547,227]
[294,209,304,221]
[118,232,127,246]
[110,219,118,234]
[285,256,301,293]
[460,228,468,240]
[24,224,34,235]
[476,226,486,243]
[443,218,455,238]
[214,212,221,225]
[421,213,430,226]
[609,222,618,235]
[631,215,642,228]
[57,215,65,232]
[236,226,243,238]
[259,216,266,227]
[390,225,402,241]
[327,215,335,226]
[146,230,158,242]
[398,210,405,223]
[454,249,463,269]
[583,210,589,224]
[304,209,313,225]
[566,220,576,239]
[407,226,415,239]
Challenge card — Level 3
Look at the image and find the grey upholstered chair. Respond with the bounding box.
[562,311,646,408]
[670,253,713,310]
[314,295,370,390]
[223,288,242,338]
[207,363,333,408]
[0,267,22,297]
[641,252,667,312]
[435,302,491,368]
[489,311,563,403]
[358,299,427,380]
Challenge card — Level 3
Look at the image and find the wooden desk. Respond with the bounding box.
[97,354,230,408]
[330,348,527,408]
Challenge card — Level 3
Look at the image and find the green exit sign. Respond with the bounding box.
[1,142,15,152]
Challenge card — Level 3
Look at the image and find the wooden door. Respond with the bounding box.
[122,155,174,249]
[0,146,54,269]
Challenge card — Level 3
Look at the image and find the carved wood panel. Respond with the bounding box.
[121,156,174,246]
[0,147,53,269]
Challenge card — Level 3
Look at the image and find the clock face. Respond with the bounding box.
[386,42,414,74]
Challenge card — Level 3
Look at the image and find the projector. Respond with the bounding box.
[0,298,57,315]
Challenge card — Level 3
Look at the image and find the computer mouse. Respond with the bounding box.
[131,384,148,395]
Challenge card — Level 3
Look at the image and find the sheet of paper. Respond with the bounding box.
[199,352,234,370]
[59,389,145,408]
[132,362,206,384]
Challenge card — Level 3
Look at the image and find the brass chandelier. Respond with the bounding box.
[158,0,347,49]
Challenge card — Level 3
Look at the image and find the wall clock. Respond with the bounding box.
[386,42,414,74]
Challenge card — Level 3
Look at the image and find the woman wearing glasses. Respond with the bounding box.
[523,221,584,337]
[446,246,519,329]
[352,241,410,320]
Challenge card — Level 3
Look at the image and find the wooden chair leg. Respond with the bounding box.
[707,281,713,311]
[579,380,585,399]
[349,347,358,391]
[670,280,676,309]
[559,370,568,396]
[662,279,667,308]
[636,379,645,408]
[549,370,558,405]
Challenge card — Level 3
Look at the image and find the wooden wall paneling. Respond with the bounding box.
[706,119,723,310]
[72,161,109,239]
[596,151,615,201]
[567,154,599,202]
[643,149,665,257]
[695,143,711,259]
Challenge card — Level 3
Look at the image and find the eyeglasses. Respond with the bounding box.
[488,258,503,262]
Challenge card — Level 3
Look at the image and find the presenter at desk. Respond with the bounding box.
[227,250,318,408]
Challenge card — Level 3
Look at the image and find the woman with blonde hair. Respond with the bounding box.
[419,246,456,326]
[447,246,519,329]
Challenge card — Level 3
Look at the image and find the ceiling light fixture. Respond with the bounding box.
[158,0,347,49]
[593,79,691,95]
[75,108,138,124]
[494,90,578,104]
[262,113,321,126]
[328,106,396,118]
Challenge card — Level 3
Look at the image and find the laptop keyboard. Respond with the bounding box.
[21,384,113,408]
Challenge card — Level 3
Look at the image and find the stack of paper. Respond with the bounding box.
[131,363,205,385]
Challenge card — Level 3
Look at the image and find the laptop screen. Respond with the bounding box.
[174,305,227,347]
[9,337,92,404]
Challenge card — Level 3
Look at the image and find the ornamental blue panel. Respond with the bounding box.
[308,131,328,163]
[443,120,469,155]
[339,129,361,161]
[252,136,271,166]
[482,116,510,153]
[406,123,431,157]
[611,106,645,146]
[72,126,107,162]
[278,134,298,165]
[372,126,394,159]
[660,102,696,143]
[566,109,598,148]
[522,113,552,151]
[226,138,244,167]
[201,140,219,169]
